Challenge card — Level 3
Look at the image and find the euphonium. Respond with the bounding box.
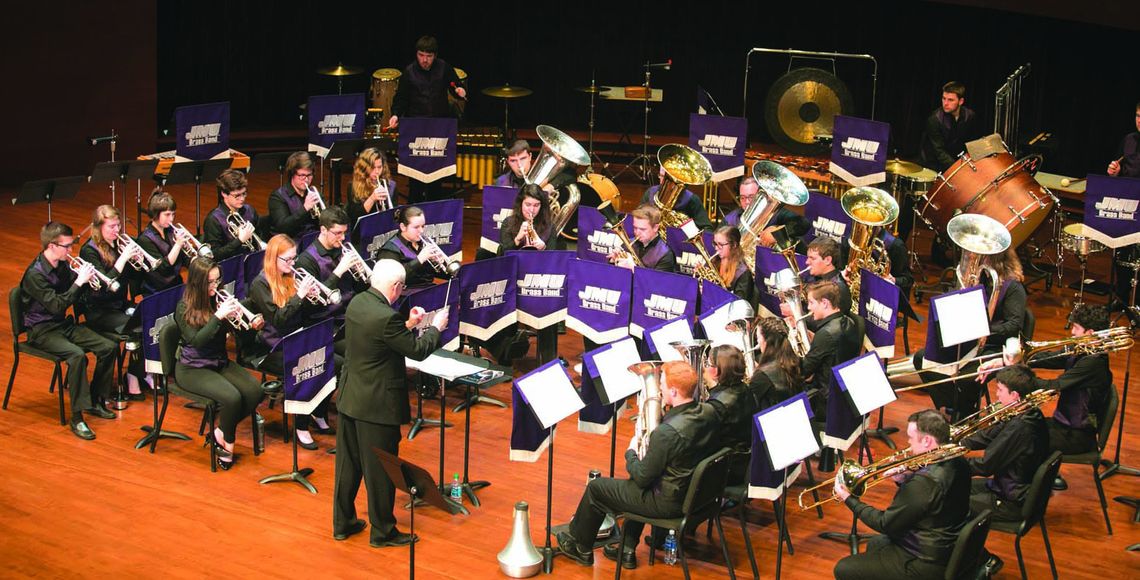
[294,267,342,306]
[671,339,712,402]
[628,361,665,459]
[525,125,589,240]
[226,211,267,252]
[214,288,264,330]
[423,235,460,276]
[173,223,214,259]
[798,443,968,510]
[654,144,713,229]
[306,186,327,218]
[598,200,642,267]
[66,254,120,292]
[724,300,756,379]
[113,235,161,272]
[840,187,899,312]
[740,161,810,273]
[340,241,373,283]
[773,268,812,357]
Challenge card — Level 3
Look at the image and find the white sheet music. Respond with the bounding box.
[700,303,746,352]
[647,319,693,362]
[516,363,585,429]
[757,401,819,471]
[405,352,485,380]
[836,353,897,416]
[594,338,643,403]
[934,288,989,347]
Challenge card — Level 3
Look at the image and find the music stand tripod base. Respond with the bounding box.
[259,415,317,494]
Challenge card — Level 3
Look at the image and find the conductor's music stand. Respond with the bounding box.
[90,159,159,237]
[12,176,85,223]
[376,448,465,580]
[164,158,232,235]
[453,363,512,507]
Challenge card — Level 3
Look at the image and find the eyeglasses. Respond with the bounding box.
[208,277,222,286]
[226,191,248,199]
[713,241,731,248]
[277,255,297,264]
[295,172,314,179]
[52,241,75,249]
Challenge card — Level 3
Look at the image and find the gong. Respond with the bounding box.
[764,67,854,155]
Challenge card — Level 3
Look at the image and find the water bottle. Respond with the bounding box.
[450,473,463,506]
[663,529,678,565]
[254,413,265,453]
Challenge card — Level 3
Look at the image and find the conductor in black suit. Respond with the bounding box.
[333,259,447,547]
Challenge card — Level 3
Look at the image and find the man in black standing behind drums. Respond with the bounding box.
[387,35,467,205]
[916,81,983,267]
[1106,102,1140,312]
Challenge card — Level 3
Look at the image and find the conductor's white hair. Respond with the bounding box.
[371,259,406,291]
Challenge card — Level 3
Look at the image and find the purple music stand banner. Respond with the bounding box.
[405,279,460,351]
[458,255,517,341]
[578,338,635,433]
[511,250,572,329]
[859,271,899,357]
[1084,174,1140,244]
[666,226,714,278]
[749,393,812,499]
[175,102,230,161]
[307,93,366,157]
[355,209,399,262]
[829,115,890,187]
[240,250,266,300]
[754,247,807,317]
[141,285,184,374]
[396,117,457,182]
[481,185,517,254]
[803,190,852,244]
[566,259,632,344]
[699,280,737,315]
[577,206,632,264]
[630,268,698,338]
[689,113,747,182]
[419,198,464,261]
[924,286,984,368]
[283,319,336,415]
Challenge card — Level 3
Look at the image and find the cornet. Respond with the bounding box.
[340,242,373,283]
[521,220,540,247]
[214,288,264,330]
[114,235,161,272]
[374,179,393,212]
[66,254,120,292]
[307,186,326,218]
[173,224,214,259]
[423,235,460,276]
[226,211,267,252]
[294,268,342,306]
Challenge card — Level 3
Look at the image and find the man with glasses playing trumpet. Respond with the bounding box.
[269,151,323,241]
[295,206,365,331]
[203,168,264,260]
[833,409,971,580]
[20,222,119,440]
[375,206,453,293]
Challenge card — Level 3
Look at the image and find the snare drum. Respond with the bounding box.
[1061,223,1107,257]
[902,168,937,197]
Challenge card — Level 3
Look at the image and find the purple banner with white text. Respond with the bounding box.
[405,279,460,350]
[175,102,230,160]
[307,93,366,156]
[1084,174,1140,243]
[666,226,715,278]
[419,198,464,261]
[458,255,517,340]
[511,250,571,329]
[630,268,698,338]
[355,209,399,262]
[397,117,458,182]
[141,285,184,374]
[577,206,632,263]
[566,259,632,344]
[804,190,852,244]
[754,247,807,317]
[283,319,336,415]
[689,113,747,182]
[829,115,889,187]
[481,185,517,254]
[859,271,899,357]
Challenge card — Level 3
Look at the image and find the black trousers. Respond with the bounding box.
[84,307,145,382]
[261,350,341,431]
[970,478,1023,523]
[568,477,682,551]
[1047,418,1096,455]
[175,362,262,443]
[334,413,401,542]
[28,321,116,417]
[834,534,946,580]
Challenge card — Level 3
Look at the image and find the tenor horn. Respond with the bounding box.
[840,186,899,312]
[740,161,810,273]
[654,144,713,229]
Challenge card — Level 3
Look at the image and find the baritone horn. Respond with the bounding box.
[340,242,373,283]
[628,361,665,459]
[214,288,264,330]
[173,223,214,259]
[670,339,712,402]
[724,300,756,378]
[773,268,812,357]
[740,161,810,273]
[226,211,267,252]
[654,144,713,228]
[66,254,120,292]
[840,186,899,312]
[294,268,342,305]
[114,235,161,272]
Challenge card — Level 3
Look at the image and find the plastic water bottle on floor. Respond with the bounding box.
[663,529,678,565]
[450,473,463,506]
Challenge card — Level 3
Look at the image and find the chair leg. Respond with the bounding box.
[613,546,623,580]
[714,516,736,580]
[208,406,217,472]
[739,500,759,580]
[55,363,65,425]
[3,350,18,409]
[1092,462,1113,535]
[1014,534,1027,580]
[678,538,691,580]
[1040,519,1058,580]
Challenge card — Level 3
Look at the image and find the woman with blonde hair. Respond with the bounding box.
[346,147,397,229]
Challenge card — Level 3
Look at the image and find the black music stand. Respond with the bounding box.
[248,152,296,188]
[1102,257,1139,480]
[164,158,232,235]
[408,378,452,441]
[453,363,512,507]
[12,176,85,222]
[375,448,465,580]
[326,138,386,206]
[259,412,317,494]
[90,159,159,237]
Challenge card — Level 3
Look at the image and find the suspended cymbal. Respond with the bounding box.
[481,84,533,98]
[885,158,922,175]
[575,85,603,94]
[317,63,364,77]
[763,67,853,156]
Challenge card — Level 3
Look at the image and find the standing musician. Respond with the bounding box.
[711,225,757,304]
[333,259,447,548]
[81,205,146,400]
[749,316,802,402]
[268,152,322,240]
[1106,100,1140,178]
[494,140,532,189]
[374,206,450,292]
[833,409,971,580]
[799,280,862,422]
[248,235,339,451]
[724,176,808,254]
[610,205,676,273]
[959,366,1048,524]
[557,361,718,570]
[202,169,261,261]
[640,165,714,231]
[346,147,397,230]
[294,206,363,329]
[20,222,118,440]
[137,189,190,295]
[174,258,265,470]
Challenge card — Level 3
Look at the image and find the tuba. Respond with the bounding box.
[173,223,214,259]
[840,187,899,313]
[226,211,267,252]
[798,443,968,510]
[654,144,713,228]
[526,125,590,240]
[948,214,1011,350]
[671,339,712,402]
[628,361,665,459]
[598,200,642,268]
[740,161,810,273]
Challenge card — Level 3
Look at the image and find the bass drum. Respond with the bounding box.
[918,152,1054,248]
[560,173,621,241]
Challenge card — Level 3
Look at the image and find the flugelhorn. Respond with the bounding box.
[294,268,342,305]
[173,223,214,259]
[423,235,460,276]
[340,242,373,283]
[628,361,665,459]
[226,211,267,251]
[740,161,810,273]
[840,187,898,312]
[797,443,968,510]
[114,235,161,272]
[654,144,713,229]
[214,288,264,330]
[66,254,120,292]
[306,186,326,218]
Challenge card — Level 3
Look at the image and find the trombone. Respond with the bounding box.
[226,211,267,252]
[214,288,264,330]
[294,268,342,306]
[340,242,373,283]
[173,223,214,259]
[114,235,161,272]
[66,255,120,292]
[423,235,460,276]
[797,444,967,510]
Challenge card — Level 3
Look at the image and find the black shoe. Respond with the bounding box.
[127,392,146,402]
[1052,476,1068,491]
[216,456,234,471]
[297,436,319,451]
[603,544,637,569]
[555,531,594,566]
[370,530,419,548]
[70,419,96,440]
[977,554,1004,579]
[206,433,233,459]
[333,519,367,541]
[311,418,336,435]
[86,405,116,420]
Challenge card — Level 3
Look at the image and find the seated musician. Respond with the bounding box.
[640,165,713,231]
[248,235,341,451]
[833,409,971,580]
[959,365,1047,524]
[556,361,718,570]
[137,189,190,295]
[294,206,366,331]
[799,281,862,422]
[346,147,397,230]
[202,169,261,262]
[176,258,265,470]
[724,176,808,254]
[749,317,802,403]
[493,140,532,189]
[496,185,559,363]
[81,205,146,400]
[803,236,851,320]
[703,345,759,452]
[711,225,757,305]
[374,206,450,292]
[268,152,322,240]
[21,222,118,440]
[610,204,675,273]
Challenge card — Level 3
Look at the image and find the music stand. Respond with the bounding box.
[375,448,465,580]
[1102,257,1139,479]
[164,158,232,235]
[453,363,512,507]
[585,338,643,475]
[326,138,386,206]
[248,152,296,188]
[90,159,159,237]
[12,176,85,223]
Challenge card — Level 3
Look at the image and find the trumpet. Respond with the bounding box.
[66,254,120,292]
[173,223,214,259]
[374,179,394,212]
[113,235,161,272]
[797,444,968,510]
[226,211,267,252]
[340,242,373,283]
[307,186,326,218]
[294,267,342,306]
[214,288,264,331]
[423,235,460,276]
